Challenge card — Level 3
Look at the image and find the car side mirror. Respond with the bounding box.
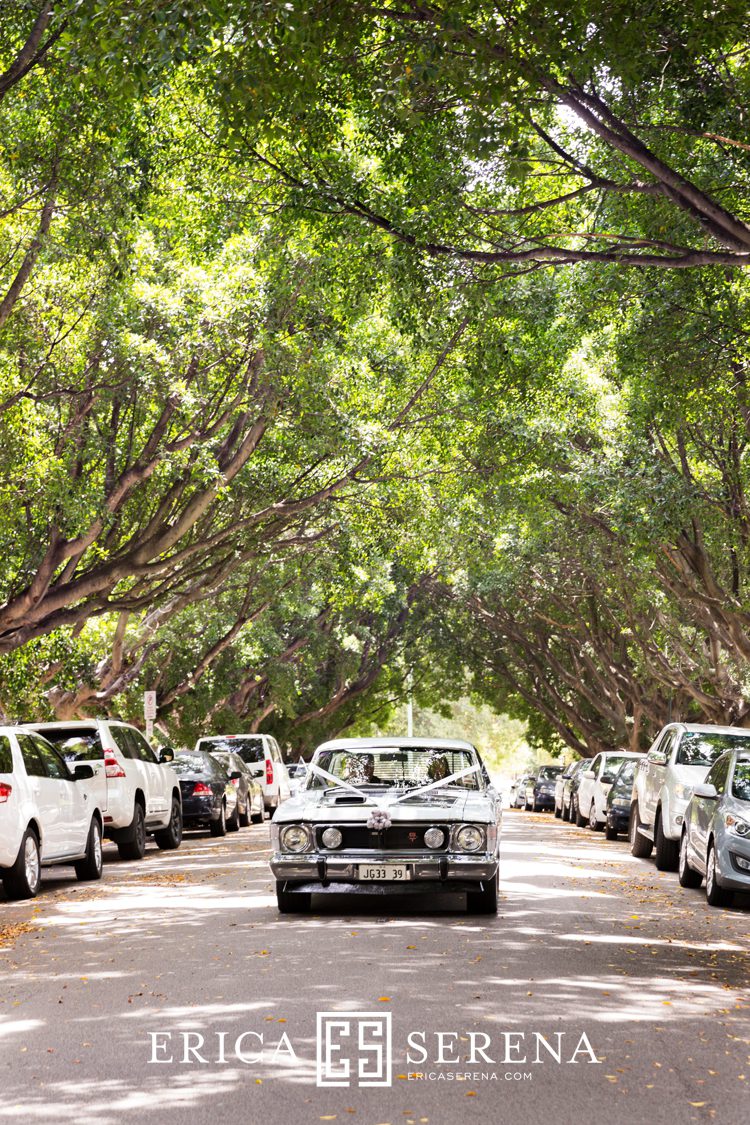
[159,747,175,763]
[693,782,718,800]
[650,751,667,765]
[583,769,595,779]
[73,764,94,780]
[229,770,242,780]
[602,773,616,784]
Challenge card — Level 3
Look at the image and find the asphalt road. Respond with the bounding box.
[1,809,748,1125]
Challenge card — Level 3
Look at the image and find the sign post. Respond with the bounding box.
[144,690,157,742]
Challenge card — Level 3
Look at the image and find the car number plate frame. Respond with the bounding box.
[357,864,411,881]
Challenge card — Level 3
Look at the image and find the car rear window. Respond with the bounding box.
[0,736,12,773]
[677,733,750,767]
[537,766,563,779]
[37,728,104,761]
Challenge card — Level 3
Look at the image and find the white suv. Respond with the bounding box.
[575,751,643,830]
[195,734,290,813]
[630,723,750,869]
[29,721,182,860]
[0,726,104,899]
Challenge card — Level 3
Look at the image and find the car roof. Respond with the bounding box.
[670,723,750,735]
[314,736,477,753]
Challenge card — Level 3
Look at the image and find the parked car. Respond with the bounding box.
[605,758,640,840]
[576,751,643,830]
[287,761,309,796]
[513,774,535,809]
[172,750,239,835]
[679,748,750,907]
[631,724,750,870]
[560,760,588,821]
[195,734,290,813]
[526,765,564,812]
[270,737,502,914]
[209,750,264,825]
[0,726,104,899]
[28,720,182,859]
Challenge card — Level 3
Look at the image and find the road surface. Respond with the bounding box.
[1,809,748,1125]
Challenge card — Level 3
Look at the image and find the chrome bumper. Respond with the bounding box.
[270,850,498,883]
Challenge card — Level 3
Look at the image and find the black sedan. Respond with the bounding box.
[605,758,638,840]
[171,751,239,836]
[210,749,264,826]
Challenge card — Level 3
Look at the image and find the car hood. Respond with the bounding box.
[274,788,494,824]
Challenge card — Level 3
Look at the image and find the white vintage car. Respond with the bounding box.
[269,737,502,914]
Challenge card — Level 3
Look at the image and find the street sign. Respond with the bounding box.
[144,691,157,720]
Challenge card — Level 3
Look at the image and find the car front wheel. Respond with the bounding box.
[466,872,499,914]
[705,843,732,907]
[2,827,41,900]
[276,881,312,913]
[678,831,702,889]
[588,803,603,832]
[605,820,618,840]
[574,797,587,828]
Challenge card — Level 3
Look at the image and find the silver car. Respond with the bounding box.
[270,737,502,915]
[679,748,750,907]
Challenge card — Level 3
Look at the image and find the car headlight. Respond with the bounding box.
[726,815,750,837]
[454,825,485,852]
[321,826,343,849]
[279,824,312,852]
[424,826,445,849]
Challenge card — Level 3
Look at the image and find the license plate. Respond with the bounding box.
[358,864,411,881]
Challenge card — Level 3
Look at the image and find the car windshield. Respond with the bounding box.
[538,766,563,779]
[199,736,264,763]
[732,760,750,802]
[310,747,482,790]
[676,732,750,767]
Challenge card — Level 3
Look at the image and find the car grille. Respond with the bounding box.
[314,824,450,851]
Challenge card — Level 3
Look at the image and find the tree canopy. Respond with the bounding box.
[1,2,749,756]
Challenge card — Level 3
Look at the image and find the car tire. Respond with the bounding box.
[117,802,147,861]
[154,798,183,851]
[588,803,603,832]
[705,842,732,907]
[227,801,241,832]
[210,802,227,837]
[574,798,587,828]
[74,818,103,882]
[466,872,499,914]
[2,826,41,900]
[532,798,540,812]
[562,800,571,822]
[605,821,618,840]
[554,802,562,819]
[678,830,702,889]
[654,812,679,871]
[629,803,653,858]
[524,799,532,811]
[276,881,312,913]
[239,799,251,828]
[251,800,264,825]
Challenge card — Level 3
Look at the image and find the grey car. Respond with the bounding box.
[679,749,750,907]
[270,737,502,915]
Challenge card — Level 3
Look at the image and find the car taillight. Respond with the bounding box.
[0,782,12,802]
[193,782,213,796]
[104,750,126,778]
[230,777,240,787]
[265,759,274,786]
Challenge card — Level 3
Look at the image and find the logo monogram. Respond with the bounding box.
[316,1012,392,1087]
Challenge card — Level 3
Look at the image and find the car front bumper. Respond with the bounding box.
[606,807,630,833]
[717,832,750,892]
[270,851,499,889]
